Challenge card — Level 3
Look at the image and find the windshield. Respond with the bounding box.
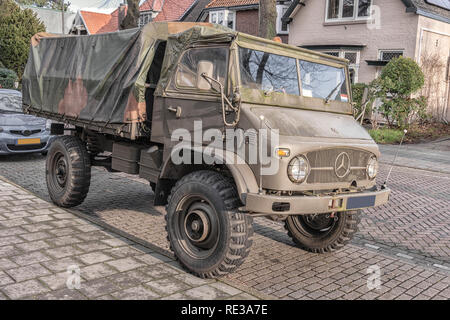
[239,48,299,95]
[299,60,348,102]
[238,47,348,103]
[0,90,22,113]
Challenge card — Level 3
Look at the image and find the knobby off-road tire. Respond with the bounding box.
[46,136,91,207]
[165,170,253,278]
[284,210,361,253]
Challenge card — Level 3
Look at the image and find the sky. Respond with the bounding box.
[67,0,127,13]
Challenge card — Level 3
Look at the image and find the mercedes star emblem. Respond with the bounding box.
[335,152,351,178]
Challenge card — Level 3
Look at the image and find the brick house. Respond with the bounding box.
[70,0,198,35]
[199,0,293,42]
[282,0,450,121]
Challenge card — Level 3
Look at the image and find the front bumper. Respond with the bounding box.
[244,188,391,215]
[0,132,55,154]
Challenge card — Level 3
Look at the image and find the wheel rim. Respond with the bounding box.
[50,151,69,192]
[175,194,220,260]
[292,213,336,238]
[54,153,68,187]
[184,209,210,243]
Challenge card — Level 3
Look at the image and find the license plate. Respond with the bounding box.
[346,195,376,210]
[17,138,41,145]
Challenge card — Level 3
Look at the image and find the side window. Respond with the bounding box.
[175,47,228,91]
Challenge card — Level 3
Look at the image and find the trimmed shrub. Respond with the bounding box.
[0,68,18,89]
[374,57,427,128]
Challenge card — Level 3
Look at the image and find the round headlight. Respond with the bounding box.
[288,156,309,183]
[367,156,378,179]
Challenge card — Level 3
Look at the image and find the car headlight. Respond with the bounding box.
[45,119,52,131]
[367,156,378,179]
[287,155,309,183]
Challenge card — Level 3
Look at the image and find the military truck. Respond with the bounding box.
[22,22,390,278]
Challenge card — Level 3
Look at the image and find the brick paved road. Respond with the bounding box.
[0,151,449,300]
[0,177,258,300]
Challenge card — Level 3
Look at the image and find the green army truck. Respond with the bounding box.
[22,22,390,278]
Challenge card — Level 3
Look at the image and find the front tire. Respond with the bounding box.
[46,136,91,207]
[165,170,253,278]
[285,210,361,253]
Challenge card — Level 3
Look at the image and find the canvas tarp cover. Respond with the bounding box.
[22,22,235,125]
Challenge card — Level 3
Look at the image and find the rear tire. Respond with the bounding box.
[284,210,361,253]
[165,170,253,278]
[46,136,91,207]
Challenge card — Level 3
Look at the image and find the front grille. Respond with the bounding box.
[306,148,372,184]
[9,129,41,136]
[7,143,46,151]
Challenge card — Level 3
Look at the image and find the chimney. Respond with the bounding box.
[118,3,127,26]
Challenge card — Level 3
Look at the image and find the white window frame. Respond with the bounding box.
[325,0,372,23]
[276,4,290,35]
[378,49,404,61]
[138,11,152,28]
[322,49,360,83]
[209,10,236,30]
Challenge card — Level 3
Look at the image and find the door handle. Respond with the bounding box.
[168,106,182,119]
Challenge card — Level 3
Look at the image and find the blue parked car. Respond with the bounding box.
[0,89,55,155]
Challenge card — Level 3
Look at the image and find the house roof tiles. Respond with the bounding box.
[80,10,119,34]
[154,0,197,21]
[205,0,259,9]
[140,0,164,12]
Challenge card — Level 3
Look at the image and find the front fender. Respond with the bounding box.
[159,147,259,204]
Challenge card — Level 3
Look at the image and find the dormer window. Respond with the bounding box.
[326,0,372,22]
[139,11,152,28]
[209,10,236,30]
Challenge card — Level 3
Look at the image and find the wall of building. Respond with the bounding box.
[23,6,76,34]
[414,15,450,121]
[236,9,259,35]
[288,0,419,84]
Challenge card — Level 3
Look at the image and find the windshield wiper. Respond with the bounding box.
[324,80,344,104]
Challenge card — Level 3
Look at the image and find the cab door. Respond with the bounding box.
[151,46,229,150]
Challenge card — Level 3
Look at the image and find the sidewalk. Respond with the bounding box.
[379,138,450,174]
[0,177,258,300]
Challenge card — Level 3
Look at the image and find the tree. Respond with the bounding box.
[14,0,70,11]
[120,0,139,30]
[0,0,45,79]
[258,0,277,39]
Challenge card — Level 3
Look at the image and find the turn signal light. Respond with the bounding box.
[276,148,290,158]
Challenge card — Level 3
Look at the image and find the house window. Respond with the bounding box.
[326,0,372,22]
[209,10,236,30]
[379,50,403,61]
[322,50,360,83]
[344,52,358,64]
[276,5,290,34]
[323,51,340,57]
[139,11,152,28]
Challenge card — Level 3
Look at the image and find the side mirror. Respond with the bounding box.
[196,60,214,90]
[362,87,369,104]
